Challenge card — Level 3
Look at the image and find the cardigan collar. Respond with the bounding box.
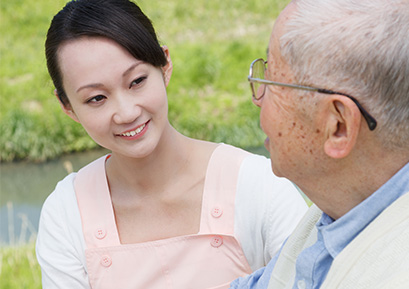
[317,161,409,259]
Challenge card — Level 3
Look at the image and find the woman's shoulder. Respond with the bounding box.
[42,172,78,213]
[37,172,87,282]
[235,148,307,225]
[38,172,84,247]
[216,144,272,172]
[208,143,253,162]
[44,154,109,210]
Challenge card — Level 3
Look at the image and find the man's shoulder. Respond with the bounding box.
[322,192,409,288]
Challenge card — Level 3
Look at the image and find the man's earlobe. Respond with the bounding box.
[324,98,361,159]
[54,90,80,123]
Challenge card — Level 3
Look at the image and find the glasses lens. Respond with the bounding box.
[251,59,266,99]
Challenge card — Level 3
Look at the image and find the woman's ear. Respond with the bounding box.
[54,89,80,123]
[161,45,173,87]
[323,96,361,159]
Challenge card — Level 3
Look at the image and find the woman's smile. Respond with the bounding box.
[117,120,150,139]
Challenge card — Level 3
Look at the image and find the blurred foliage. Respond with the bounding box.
[0,244,41,289]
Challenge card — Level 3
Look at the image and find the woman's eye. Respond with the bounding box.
[129,76,147,88]
[87,95,106,103]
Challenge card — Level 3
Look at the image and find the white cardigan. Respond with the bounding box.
[268,191,409,289]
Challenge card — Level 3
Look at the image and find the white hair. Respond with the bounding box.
[280,0,409,148]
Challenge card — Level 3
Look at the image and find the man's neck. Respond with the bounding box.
[303,148,409,220]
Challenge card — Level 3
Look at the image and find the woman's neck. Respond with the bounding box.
[105,126,193,198]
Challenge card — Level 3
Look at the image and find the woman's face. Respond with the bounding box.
[58,36,173,159]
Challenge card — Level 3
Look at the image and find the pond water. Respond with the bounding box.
[0,146,269,246]
[0,148,109,246]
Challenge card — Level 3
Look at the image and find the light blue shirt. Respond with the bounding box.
[230,161,409,289]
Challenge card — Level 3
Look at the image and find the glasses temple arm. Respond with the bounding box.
[318,89,377,130]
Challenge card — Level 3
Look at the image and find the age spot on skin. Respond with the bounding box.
[278,132,282,137]
[316,129,321,133]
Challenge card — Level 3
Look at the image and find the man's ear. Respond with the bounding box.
[54,89,80,123]
[323,96,361,159]
[161,45,173,87]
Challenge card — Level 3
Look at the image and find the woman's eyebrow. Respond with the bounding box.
[76,62,143,93]
[122,61,143,78]
[76,82,104,93]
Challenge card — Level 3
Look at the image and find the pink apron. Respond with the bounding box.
[74,144,252,289]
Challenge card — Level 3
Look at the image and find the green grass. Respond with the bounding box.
[0,0,96,162]
[0,0,290,162]
[0,244,41,289]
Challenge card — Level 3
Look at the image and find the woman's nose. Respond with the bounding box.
[112,96,142,124]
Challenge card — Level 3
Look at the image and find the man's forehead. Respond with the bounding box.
[267,2,298,60]
[274,2,298,36]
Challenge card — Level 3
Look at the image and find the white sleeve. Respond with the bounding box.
[234,154,308,271]
[36,173,90,289]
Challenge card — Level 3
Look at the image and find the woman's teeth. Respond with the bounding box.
[121,123,146,137]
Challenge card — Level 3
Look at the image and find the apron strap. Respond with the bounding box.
[74,155,120,248]
[199,144,251,235]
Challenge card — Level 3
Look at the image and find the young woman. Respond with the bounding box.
[35,0,308,288]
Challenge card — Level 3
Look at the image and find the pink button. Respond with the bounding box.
[100,255,112,267]
[211,206,223,218]
[211,236,223,248]
[95,228,106,239]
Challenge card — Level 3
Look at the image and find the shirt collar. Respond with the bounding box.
[317,161,409,258]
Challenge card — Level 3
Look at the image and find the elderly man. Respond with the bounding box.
[231,0,409,288]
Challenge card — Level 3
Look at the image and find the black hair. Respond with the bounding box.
[45,0,168,106]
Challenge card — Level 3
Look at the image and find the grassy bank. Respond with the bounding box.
[0,0,290,162]
[0,244,41,289]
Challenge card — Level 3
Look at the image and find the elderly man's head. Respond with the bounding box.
[279,0,409,146]
[251,0,409,218]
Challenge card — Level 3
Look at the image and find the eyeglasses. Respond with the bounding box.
[248,58,377,131]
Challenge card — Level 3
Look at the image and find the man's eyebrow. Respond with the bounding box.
[76,62,143,93]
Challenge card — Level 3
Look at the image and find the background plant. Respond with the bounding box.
[0,244,41,289]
